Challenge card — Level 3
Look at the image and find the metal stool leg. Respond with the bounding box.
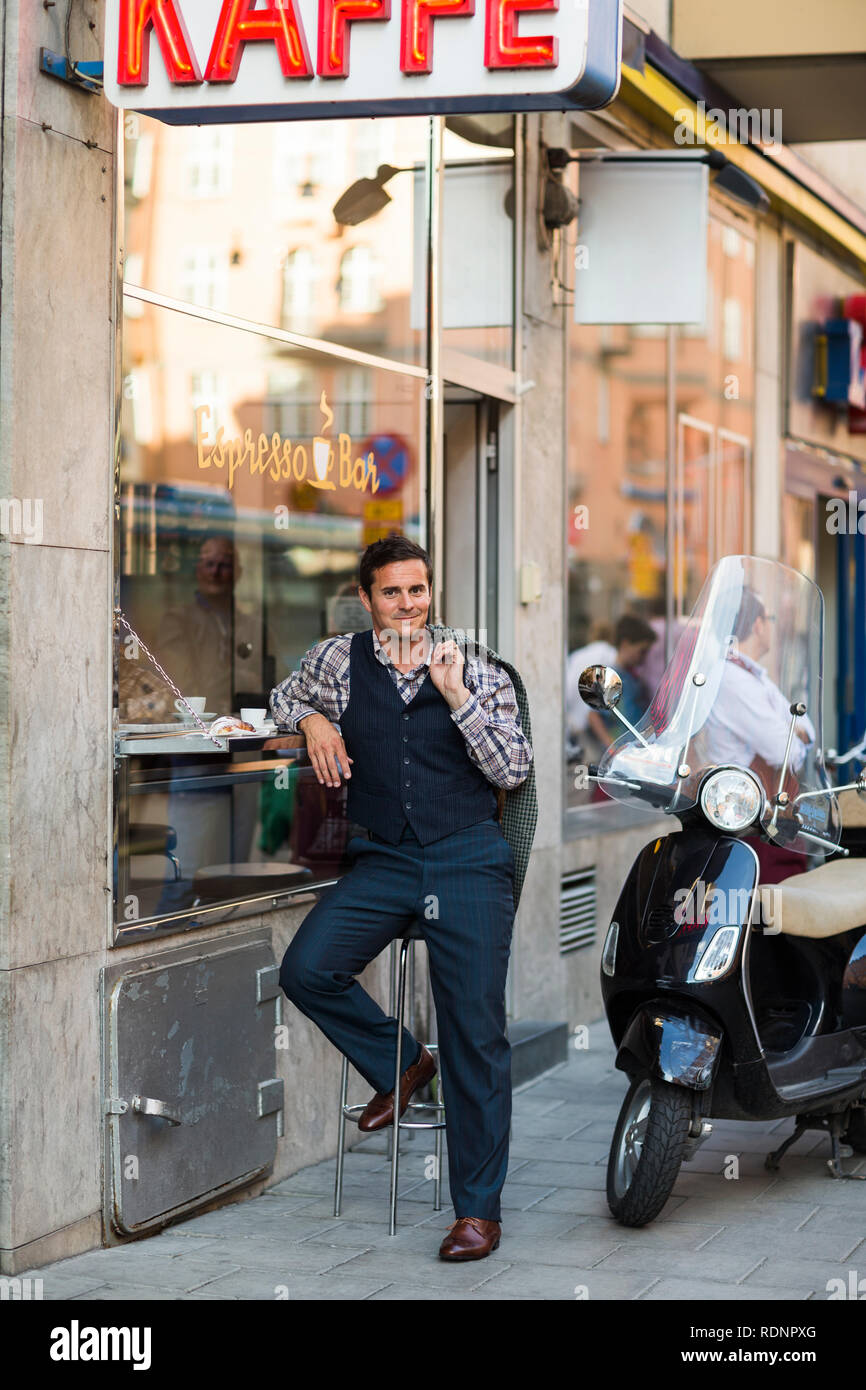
[386,940,399,1164]
[434,1058,443,1211]
[389,937,411,1236]
[334,1053,349,1216]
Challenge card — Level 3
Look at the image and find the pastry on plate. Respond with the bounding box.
[207,715,256,736]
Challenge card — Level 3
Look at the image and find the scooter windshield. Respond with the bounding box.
[596,555,841,857]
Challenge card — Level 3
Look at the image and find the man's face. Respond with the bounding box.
[751,610,773,660]
[196,540,236,598]
[358,559,431,651]
[619,638,652,669]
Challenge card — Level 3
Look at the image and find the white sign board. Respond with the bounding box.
[573,159,709,325]
[102,0,622,123]
[411,162,514,330]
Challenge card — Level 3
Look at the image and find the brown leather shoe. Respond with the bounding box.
[357,1044,437,1132]
[438,1217,501,1261]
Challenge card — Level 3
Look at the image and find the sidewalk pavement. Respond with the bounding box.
[20,1021,866,1301]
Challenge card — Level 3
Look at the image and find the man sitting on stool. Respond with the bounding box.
[269,534,533,1261]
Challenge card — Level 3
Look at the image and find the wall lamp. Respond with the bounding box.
[333,164,416,227]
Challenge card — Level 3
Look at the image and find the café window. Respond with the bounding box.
[565,205,756,823]
[338,247,383,315]
[281,248,319,335]
[124,112,429,365]
[184,128,233,199]
[115,298,426,940]
[273,121,338,193]
[115,113,432,941]
[179,247,229,311]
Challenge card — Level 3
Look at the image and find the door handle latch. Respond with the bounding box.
[105,1096,182,1125]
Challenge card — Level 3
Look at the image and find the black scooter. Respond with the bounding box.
[579,555,866,1226]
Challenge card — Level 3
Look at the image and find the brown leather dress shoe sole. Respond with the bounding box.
[357,1044,437,1133]
[438,1217,501,1261]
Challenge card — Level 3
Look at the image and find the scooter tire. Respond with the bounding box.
[843,1107,866,1154]
[607,1075,693,1227]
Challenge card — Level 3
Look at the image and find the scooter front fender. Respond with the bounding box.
[617,1001,723,1090]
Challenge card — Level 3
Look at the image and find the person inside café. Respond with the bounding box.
[158,535,239,714]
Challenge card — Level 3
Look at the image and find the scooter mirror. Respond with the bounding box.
[578,665,623,711]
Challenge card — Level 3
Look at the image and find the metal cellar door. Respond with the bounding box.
[102,932,283,1236]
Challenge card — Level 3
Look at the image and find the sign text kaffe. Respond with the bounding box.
[102,0,622,120]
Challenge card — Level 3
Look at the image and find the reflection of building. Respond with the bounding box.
[5,2,866,1273]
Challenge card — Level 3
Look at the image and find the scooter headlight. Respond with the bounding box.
[699,769,762,833]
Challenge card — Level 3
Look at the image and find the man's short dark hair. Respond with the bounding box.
[732,586,766,640]
[359,533,433,596]
[615,613,657,648]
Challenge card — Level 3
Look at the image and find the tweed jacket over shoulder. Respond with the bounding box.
[429,623,538,912]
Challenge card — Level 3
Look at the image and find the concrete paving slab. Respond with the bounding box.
[699,1224,866,1264]
[637,1278,812,1301]
[594,1245,772,1284]
[22,1025,860,1301]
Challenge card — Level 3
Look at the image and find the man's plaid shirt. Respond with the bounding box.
[269,624,533,790]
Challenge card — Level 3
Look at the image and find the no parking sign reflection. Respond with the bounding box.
[361,435,412,496]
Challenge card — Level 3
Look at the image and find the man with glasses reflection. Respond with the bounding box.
[702,587,815,881]
[270,534,533,1261]
[160,535,238,715]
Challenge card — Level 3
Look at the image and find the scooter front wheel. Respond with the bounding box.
[607,1075,693,1226]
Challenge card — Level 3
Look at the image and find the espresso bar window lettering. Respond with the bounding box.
[116,116,428,932]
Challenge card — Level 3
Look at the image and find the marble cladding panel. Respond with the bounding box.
[8,117,115,553]
[7,542,111,970]
[3,950,103,1257]
[11,0,115,150]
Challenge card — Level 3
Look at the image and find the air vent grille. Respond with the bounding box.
[560,868,597,954]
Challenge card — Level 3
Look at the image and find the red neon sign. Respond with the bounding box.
[204,0,313,81]
[400,0,475,75]
[117,0,202,84]
[116,0,567,87]
[317,0,391,78]
[484,0,558,69]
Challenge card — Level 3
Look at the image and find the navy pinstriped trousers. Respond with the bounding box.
[279,815,516,1222]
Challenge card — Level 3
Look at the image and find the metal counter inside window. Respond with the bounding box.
[113,740,365,940]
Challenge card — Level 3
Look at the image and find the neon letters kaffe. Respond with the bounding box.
[115,0,559,86]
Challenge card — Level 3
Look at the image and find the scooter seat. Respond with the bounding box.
[767,858,866,937]
[838,789,866,829]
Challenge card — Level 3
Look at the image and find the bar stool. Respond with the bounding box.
[334,920,446,1235]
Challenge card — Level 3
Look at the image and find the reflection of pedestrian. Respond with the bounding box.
[565,623,617,758]
[325,580,373,637]
[159,537,238,714]
[700,587,815,884]
[702,588,815,775]
[633,597,686,701]
[586,614,657,747]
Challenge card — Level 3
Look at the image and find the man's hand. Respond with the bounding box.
[429,640,471,712]
[299,712,353,787]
